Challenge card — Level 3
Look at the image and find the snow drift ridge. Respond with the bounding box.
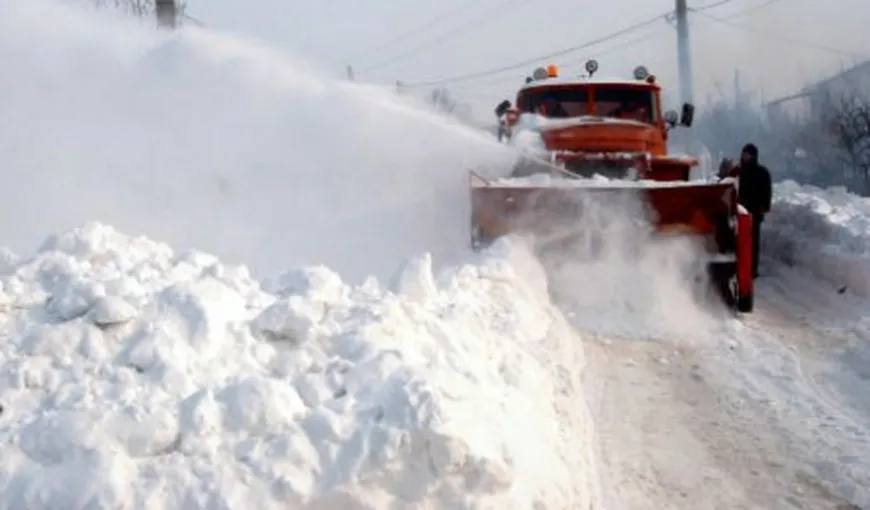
[764,180,870,295]
[0,222,599,509]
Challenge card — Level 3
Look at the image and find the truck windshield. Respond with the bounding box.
[518,88,589,118]
[593,87,656,123]
[517,86,656,122]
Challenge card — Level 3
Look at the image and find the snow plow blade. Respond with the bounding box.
[468,170,754,312]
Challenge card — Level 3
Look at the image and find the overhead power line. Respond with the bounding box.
[348,1,482,64]
[356,0,534,74]
[559,26,667,69]
[692,9,865,57]
[691,0,736,11]
[402,10,672,88]
[181,13,204,26]
[696,0,782,17]
[446,24,670,93]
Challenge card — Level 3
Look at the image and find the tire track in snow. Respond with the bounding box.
[578,332,855,510]
[750,264,870,433]
[710,262,870,509]
[554,261,868,509]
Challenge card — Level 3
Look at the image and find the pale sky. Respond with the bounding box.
[185,0,869,118]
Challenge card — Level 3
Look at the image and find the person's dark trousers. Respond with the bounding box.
[751,214,762,278]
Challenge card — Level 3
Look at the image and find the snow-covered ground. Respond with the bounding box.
[764,180,870,296]
[1,1,870,509]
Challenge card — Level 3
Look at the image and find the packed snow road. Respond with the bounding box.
[574,283,867,509]
[558,256,870,508]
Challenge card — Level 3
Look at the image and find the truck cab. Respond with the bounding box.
[496,60,696,180]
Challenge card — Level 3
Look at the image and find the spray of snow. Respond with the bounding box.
[0,0,519,283]
[497,189,726,340]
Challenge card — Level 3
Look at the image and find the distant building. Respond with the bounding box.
[766,59,870,119]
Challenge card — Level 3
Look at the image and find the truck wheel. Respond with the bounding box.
[708,261,736,308]
[471,227,495,252]
[736,293,754,313]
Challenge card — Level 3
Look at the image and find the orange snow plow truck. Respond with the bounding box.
[473,60,755,312]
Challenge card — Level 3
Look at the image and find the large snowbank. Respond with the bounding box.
[763,180,870,295]
[0,0,517,283]
[0,223,598,509]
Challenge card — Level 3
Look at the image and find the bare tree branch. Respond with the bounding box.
[694,69,870,195]
[87,0,189,23]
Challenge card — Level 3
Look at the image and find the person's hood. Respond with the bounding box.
[741,143,759,163]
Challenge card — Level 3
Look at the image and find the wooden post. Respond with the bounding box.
[155,0,178,29]
[675,0,693,104]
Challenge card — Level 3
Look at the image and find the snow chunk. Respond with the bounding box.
[262,265,347,301]
[215,377,307,433]
[390,252,437,302]
[250,295,326,345]
[87,295,138,327]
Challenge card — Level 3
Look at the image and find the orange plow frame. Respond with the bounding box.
[468,170,754,312]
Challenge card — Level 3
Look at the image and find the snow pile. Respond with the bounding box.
[0,0,516,282]
[763,180,870,295]
[0,223,598,510]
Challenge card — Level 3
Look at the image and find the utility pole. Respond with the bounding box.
[733,69,741,102]
[675,0,693,104]
[155,0,177,29]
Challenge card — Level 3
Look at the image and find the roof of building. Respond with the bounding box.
[803,59,870,93]
[767,59,870,106]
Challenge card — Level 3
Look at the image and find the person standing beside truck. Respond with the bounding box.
[718,143,773,278]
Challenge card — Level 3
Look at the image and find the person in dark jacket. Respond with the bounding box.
[719,143,772,278]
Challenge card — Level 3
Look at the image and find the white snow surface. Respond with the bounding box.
[0,223,597,509]
[3,1,870,509]
[764,179,870,295]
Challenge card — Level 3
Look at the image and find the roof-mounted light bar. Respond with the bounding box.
[585,59,598,77]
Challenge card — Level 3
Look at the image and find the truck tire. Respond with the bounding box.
[736,293,754,313]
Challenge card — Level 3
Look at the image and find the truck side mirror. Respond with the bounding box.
[663,109,679,127]
[495,100,511,118]
[680,103,695,127]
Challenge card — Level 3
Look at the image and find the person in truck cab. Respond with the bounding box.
[718,143,773,278]
[539,95,569,118]
[604,101,648,122]
[621,103,649,122]
[494,99,513,141]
